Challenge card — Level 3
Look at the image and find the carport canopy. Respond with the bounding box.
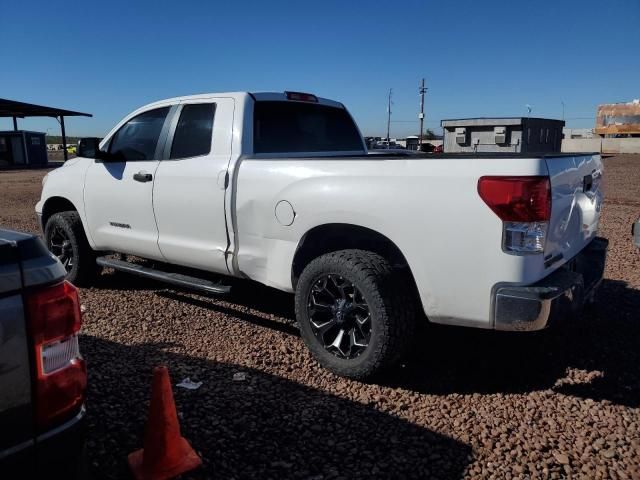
[0,98,92,161]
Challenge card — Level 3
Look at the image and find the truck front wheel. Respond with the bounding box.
[295,249,416,380]
[44,211,97,286]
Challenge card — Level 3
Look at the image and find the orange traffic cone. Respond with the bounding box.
[128,366,202,480]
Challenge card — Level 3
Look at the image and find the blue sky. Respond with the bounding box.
[1,0,638,138]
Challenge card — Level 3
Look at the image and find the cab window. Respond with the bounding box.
[253,101,363,153]
[170,103,216,159]
[109,107,170,161]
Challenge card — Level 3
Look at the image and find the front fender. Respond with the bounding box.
[38,159,95,248]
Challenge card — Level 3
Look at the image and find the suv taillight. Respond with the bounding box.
[478,176,551,254]
[25,281,86,430]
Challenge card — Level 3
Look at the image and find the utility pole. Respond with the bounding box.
[418,78,427,148]
[386,88,392,148]
[561,101,565,121]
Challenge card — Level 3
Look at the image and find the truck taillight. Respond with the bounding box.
[25,281,86,430]
[478,176,551,254]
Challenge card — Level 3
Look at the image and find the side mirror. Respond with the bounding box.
[77,137,103,159]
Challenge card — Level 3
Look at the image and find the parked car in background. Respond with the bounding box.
[367,148,419,156]
[419,142,435,152]
[0,229,86,477]
[37,90,607,380]
[373,140,403,149]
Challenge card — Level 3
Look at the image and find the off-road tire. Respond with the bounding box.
[44,211,97,286]
[295,249,416,380]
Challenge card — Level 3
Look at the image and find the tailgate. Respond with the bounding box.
[0,230,66,458]
[0,239,34,454]
[544,154,604,266]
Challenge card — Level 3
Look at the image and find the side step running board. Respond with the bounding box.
[96,257,231,295]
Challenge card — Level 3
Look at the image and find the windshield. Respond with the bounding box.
[253,101,363,154]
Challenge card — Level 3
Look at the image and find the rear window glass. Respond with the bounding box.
[170,103,215,159]
[253,101,363,153]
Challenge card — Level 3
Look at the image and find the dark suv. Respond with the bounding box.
[0,229,86,477]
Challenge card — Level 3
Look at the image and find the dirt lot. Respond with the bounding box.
[1,155,639,479]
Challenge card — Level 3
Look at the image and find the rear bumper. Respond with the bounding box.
[35,406,87,476]
[493,237,608,331]
[0,407,86,478]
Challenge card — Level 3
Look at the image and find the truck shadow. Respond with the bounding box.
[156,289,299,337]
[91,269,164,291]
[81,335,472,480]
[389,279,640,406]
[94,270,640,407]
[160,277,640,407]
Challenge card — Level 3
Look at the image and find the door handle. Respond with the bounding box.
[133,172,153,182]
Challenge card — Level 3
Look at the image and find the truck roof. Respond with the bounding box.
[138,91,344,110]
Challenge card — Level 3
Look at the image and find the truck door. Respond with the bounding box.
[83,106,174,260]
[152,97,234,273]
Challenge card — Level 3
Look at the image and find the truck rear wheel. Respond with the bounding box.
[44,211,97,286]
[295,249,416,380]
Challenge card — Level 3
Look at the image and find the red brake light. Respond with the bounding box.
[26,281,82,345]
[35,359,86,430]
[478,176,551,222]
[26,281,86,430]
[285,91,318,102]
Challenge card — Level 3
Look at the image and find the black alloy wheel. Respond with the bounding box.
[307,274,372,359]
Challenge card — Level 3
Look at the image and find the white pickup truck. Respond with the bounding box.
[36,91,607,379]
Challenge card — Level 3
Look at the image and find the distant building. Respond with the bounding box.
[595,99,640,137]
[441,117,564,154]
[0,131,48,166]
[563,128,595,139]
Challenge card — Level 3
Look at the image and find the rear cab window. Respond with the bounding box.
[170,103,216,159]
[253,101,364,154]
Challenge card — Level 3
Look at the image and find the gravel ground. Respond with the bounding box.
[1,155,639,479]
